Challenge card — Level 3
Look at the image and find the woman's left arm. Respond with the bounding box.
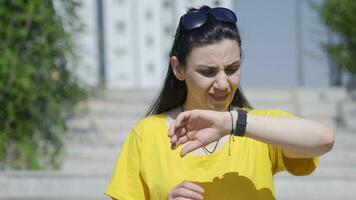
[168,110,335,158]
[241,113,335,158]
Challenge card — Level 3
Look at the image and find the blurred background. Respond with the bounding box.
[0,0,355,199]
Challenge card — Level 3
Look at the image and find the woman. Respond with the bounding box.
[105,6,334,200]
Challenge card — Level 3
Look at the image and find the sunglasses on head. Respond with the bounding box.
[179,7,237,30]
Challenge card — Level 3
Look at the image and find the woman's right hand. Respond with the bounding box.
[168,181,205,200]
[169,109,232,157]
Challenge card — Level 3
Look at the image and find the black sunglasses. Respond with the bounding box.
[179,7,237,30]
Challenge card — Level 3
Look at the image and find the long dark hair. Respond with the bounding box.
[145,6,252,117]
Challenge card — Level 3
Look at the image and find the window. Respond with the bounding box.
[115,47,127,56]
[214,0,220,6]
[164,26,172,34]
[165,50,170,58]
[163,0,171,8]
[147,63,155,74]
[117,73,127,80]
[115,0,125,4]
[145,9,153,20]
[116,21,125,33]
[146,36,154,47]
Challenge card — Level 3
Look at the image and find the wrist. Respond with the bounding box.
[222,111,237,136]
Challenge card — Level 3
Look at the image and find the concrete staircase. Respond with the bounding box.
[275,129,356,199]
[1,88,356,200]
[0,90,155,200]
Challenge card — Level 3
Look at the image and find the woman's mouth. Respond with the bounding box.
[209,93,229,101]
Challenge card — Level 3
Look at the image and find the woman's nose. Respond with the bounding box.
[213,72,229,91]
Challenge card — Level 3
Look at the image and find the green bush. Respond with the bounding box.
[319,0,356,75]
[0,0,86,169]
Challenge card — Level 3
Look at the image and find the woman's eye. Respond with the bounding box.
[225,68,238,74]
[199,67,238,76]
[200,70,216,76]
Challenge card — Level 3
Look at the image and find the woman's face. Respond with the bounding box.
[173,39,241,111]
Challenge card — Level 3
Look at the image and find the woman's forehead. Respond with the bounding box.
[187,40,240,66]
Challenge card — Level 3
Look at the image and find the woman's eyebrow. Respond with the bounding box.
[228,60,241,66]
[195,60,241,69]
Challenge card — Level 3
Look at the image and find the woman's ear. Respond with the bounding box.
[170,56,185,81]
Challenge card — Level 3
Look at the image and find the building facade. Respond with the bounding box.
[73,0,233,89]
[72,0,332,89]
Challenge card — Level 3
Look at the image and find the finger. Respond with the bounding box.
[170,133,184,145]
[170,132,178,143]
[169,120,187,140]
[173,129,199,149]
[173,187,203,200]
[175,197,197,200]
[172,126,187,142]
[181,140,204,157]
[175,111,191,129]
[186,130,196,140]
[174,135,189,149]
[168,119,177,137]
[180,181,205,194]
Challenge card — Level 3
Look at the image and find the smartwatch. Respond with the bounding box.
[235,109,247,137]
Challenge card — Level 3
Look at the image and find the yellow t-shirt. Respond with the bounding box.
[105,109,319,200]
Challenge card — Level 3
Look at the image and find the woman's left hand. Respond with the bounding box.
[168,109,231,157]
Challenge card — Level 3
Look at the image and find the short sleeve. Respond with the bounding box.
[105,122,149,200]
[268,144,320,175]
[267,110,320,176]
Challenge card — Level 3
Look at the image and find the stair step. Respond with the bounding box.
[64,143,121,160]
[275,174,356,199]
[0,196,107,200]
[60,161,115,174]
[100,89,157,103]
[0,171,109,199]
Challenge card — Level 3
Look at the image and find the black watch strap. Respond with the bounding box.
[235,109,247,137]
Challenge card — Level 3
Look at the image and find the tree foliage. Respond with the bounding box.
[319,0,356,75]
[0,0,86,169]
